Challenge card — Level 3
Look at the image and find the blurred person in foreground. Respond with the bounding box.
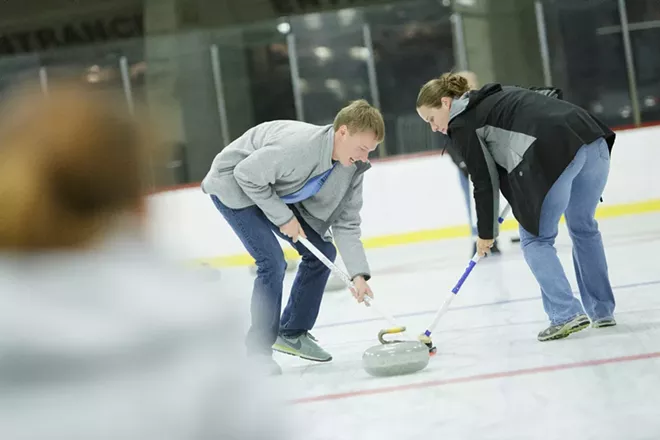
[202,100,384,374]
[0,81,289,440]
[416,73,617,342]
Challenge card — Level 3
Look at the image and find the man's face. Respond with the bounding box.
[334,126,379,166]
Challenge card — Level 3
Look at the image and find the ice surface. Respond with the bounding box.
[216,212,660,440]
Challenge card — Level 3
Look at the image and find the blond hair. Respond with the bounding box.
[0,80,156,251]
[416,72,471,109]
[455,70,480,90]
[333,99,385,143]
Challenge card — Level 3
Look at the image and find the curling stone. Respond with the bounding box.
[362,327,430,377]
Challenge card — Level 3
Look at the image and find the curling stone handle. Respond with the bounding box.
[297,236,409,337]
[378,326,407,344]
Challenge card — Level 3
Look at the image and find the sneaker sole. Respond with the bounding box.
[272,343,332,363]
[592,321,617,329]
[538,319,590,342]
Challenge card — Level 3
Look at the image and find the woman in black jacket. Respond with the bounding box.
[439,130,502,257]
[416,73,617,341]
[436,71,501,257]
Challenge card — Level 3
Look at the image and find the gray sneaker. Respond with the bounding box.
[592,317,617,328]
[538,314,590,342]
[272,332,332,362]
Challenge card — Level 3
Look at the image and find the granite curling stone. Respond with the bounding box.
[362,327,430,377]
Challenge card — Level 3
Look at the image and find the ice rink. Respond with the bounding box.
[215,211,660,440]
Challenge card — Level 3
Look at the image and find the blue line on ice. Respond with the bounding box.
[315,279,660,329]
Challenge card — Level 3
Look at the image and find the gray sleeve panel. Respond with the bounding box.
[475,133,501,239]
[477,125,536,173]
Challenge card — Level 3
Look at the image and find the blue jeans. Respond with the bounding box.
[519,137,615,326]
[211,196,336,355]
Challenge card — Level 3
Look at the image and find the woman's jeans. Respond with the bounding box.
[519,137,616,326]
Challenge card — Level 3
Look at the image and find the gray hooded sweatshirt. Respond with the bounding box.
[202,120,371,279]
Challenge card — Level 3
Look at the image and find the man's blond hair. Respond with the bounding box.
[333,99,384,143]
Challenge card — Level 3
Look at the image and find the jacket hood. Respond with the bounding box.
[449,83,503,123]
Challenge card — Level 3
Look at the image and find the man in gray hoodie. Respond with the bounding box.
[201,99,385,374]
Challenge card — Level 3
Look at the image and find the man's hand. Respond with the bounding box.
[351,276,374,304]
[476,238,495,257]
[279,217,306,242]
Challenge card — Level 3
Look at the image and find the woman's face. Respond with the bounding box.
[417,97,452,134]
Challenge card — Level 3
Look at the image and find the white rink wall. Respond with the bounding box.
[146,126,660,262]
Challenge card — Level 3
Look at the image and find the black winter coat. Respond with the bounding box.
[446,83,615,238]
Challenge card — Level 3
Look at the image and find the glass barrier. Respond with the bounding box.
[625,0,660,123]
[0,0,655,190]
[542,0,633,128]
[0,52,43,99]
[367,1,455,157]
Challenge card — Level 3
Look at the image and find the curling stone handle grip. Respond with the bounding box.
[378,326,407,344]
[297,236,407,337]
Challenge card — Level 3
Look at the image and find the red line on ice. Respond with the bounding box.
[290,351,660,404]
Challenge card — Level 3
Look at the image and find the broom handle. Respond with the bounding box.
[422,203,511,338]
[297,236,413,340]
